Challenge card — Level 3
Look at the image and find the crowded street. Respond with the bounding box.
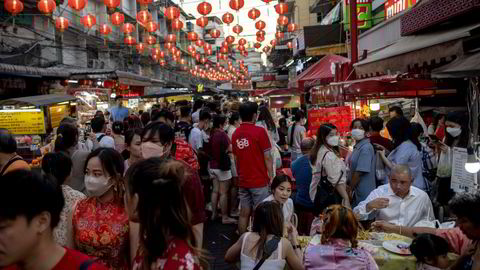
[1,0,480,269]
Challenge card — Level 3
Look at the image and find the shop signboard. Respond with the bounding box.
[0,109,45,135]
[343,0,373,30]
[451,147,476,193]
[49,105,69,128]
[307,106,352,134]
[385,0,417,20]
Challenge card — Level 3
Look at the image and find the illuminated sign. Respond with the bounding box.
[385,0,417,20]
[0,109,46,135]
[343,0,373,30]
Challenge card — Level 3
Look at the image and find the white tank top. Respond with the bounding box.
[240,232,286,270]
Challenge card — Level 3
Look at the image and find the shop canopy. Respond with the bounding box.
[252,88,302,97]
[0,63,69,78]
[288,54,350,90]
[432,52,480,78]
[0,94,77,107]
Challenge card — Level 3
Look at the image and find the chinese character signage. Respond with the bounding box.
[307,106,352,134]
[343,0,373,30]
[385,0,417,20]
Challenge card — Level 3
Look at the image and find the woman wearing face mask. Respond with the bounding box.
[55,123,90,193]
[263,174,295,225]
[309,124,350,213]
[377,116,427,191]
[288,111,307,162]
[69,148,139,269]
[124,128,143,172]
[348,119,376,207]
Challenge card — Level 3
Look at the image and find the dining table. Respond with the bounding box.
[297,232,458,270]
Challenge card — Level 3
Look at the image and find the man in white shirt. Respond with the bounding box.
[86,116,115,150]
[189,110,211,152]
[353,164,434,227]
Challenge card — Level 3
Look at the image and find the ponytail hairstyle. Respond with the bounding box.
[54,124,79,153]
[321,205,359,248]
[125,158,200,267]
[251,201,284,260]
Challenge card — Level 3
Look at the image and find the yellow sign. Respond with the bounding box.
[49,105,69,128]
[166,95,193,103]
[197,84,204,92]
[0,109,46,135]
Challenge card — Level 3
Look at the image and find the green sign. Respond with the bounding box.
[343,0,373,30]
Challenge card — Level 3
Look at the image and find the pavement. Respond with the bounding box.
[203,218,239,270]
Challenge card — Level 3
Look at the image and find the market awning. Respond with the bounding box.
[432,52,480,78]
[115,71,152,86]
[143,87,191,97]
[0,94,77,106]
[252,88,301,97]
[0,63,69,78]
[288,54,350,89]
[354,23,480,77]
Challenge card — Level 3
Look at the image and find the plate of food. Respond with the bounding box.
[382,240,411,255]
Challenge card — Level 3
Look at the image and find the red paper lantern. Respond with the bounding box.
[275,31,284,39]
[204,43,212,51]
[187,31,198,42]
[248,8,260,20]
[146,35,156,45]
[159,51,165,58]
[221,41,228,47]
[195,39,204,47]
[201,57,207,64]
[270,39,276,46]
[229,0,243,11]
[232,24,243,35]
[171,18,183,30]
[5,0,23,15]
[137,0,152,5]
[99,24,111,35]
[277,15,288,26]
[164,42,173,50]
[255,20,266,30]
[254,42,261,49]
[197,1,212,16]
[261,0,273,4]
[136,43,146,53]
[81,14,96,28]
[55,17,69,32]
[287,23,298,32]
[37,0,56,13]
[187,45,195,52]
[195,54,201,62]
[152,48,160,55]
[196,16,208,27]
[238,38,247,46]
[166,34,176,43]
[256,30,266,37]
[159,60,166,66]
[122,23,135,34]
[226,35,235,44]
[206,49,212,55]
[137,10,152,25]
[237,45,245,51]
[124,36,136,45]
[68,0,85,11]
[222,12,234,25]
[191,50,197,56]
[209,29,221,38]
[176,50,181,57]
[111,12,124,26]
[287,41,293,49]
[145,21,157,32]
[104,0,119,9]
[164,6,180,20]
[256,35,264,42]
[220,46,228,54]
[274,3,288,15]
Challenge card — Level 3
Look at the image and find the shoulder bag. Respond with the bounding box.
[313,151,344,215]
[252,236,282,270]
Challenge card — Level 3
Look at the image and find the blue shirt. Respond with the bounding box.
[387,140,427,191]
[347,138,376,207]
[109,106,129,122]
[291,154,314,208]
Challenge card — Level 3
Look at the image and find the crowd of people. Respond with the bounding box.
[0,95,478,270]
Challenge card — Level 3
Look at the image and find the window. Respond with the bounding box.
[317,12,323,23]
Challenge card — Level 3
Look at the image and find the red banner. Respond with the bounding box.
[308,106,353,135]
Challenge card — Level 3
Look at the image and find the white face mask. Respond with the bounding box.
[446,127,462,138]
[326,136,340,146]
[85,175,112,197]
[141,142,165,159]
[351,129,365,141]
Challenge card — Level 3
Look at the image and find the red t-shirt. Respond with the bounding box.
[232,122,271,188]
[2,248,108,270]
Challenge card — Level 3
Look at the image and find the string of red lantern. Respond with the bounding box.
[247,8,260,20]
[55,17,69,32]
[136,10,152,25]
[255,20,266,30]
[165,6,180,20]
[197,1,212,16]
[68,0,86,11]
[37,0,56,13]
[196,16,208,28]
[81,14,96,28]
[111,12,124,26]
[274,3,288,15]
[122,23,135,34]
[99,24,112,35]
[232,24,243,35]
[229,0,243,11]
[275,31,284,39]
[104,0,119,9]
[146,21,157,32]
[171,18,183,30]
[222,12,234,25]
[4,0,23,15]
[287,23,298,32]
[277,15,288,26]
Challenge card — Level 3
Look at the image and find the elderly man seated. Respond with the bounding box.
[353,164,434,227]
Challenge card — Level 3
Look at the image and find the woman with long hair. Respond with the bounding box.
[288,110,307,162]
[225,201,304,270]
[304,205,378,269]
[257,105,282,173]
[112,121,126,154]
[263,174,295,226]
[69,148,139,269]
[377,116,427,191]
[309,123,350,212]
[124,128,143,172]
[277,117,289,151]
[125,158,203,270]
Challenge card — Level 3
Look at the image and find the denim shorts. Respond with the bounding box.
[239,186,270,209]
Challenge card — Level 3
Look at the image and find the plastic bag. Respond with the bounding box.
[375,151,387,185]
[437,147,452,178]
[411,110,428,137]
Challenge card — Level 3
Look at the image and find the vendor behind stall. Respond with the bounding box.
[109,95,129,122]
[0,129,30,175]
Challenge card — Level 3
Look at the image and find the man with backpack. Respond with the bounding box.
[86,116,115,151]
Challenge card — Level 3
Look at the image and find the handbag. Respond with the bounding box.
[313,151,343,216]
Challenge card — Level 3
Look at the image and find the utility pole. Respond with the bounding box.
[349,0,358,64]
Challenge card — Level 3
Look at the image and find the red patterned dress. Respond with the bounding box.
[72,197,130,270]
[132,238,202,270]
